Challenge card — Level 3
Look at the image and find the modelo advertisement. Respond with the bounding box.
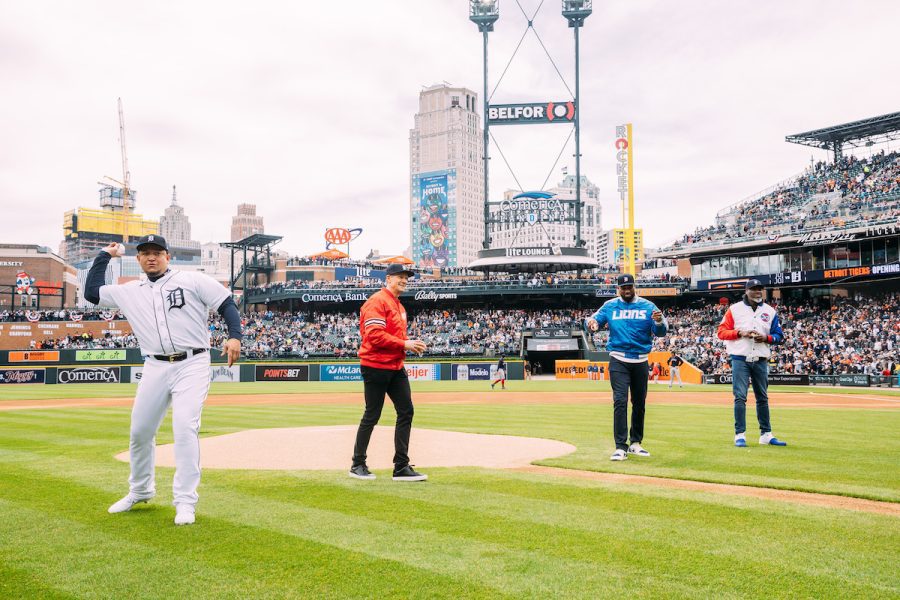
[255,365,310,382]
[451,363,493,381]
[320,363,362,382]
[0,368,46,384]
[57,367,121,384]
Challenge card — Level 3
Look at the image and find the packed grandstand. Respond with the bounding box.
[13,293,899,377]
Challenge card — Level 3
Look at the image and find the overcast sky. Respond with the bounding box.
[2,1,898,259]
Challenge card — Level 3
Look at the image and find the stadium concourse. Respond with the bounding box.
[11,296,899,378]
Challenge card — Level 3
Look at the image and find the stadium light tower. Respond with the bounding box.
[562,0,591,249]
[469,0,500,250]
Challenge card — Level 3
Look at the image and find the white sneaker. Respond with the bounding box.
[108,494,150,514]
[610,449,627,461]
[174,504,195,526]
[627,443,650,457]
[759,432,787,446]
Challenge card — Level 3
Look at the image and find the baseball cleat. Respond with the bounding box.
[349,464,376,480]
[108,494,150,514]
[174,504,195,525]
[627,443,650,457]
[392,465,428,481]
[759,433,787,446]
[610,449,627,461]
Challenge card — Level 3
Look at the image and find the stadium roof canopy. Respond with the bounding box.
[785,111,900,161]
[220,233,283,250]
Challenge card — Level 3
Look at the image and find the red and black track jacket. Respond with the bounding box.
[358,288,408,370]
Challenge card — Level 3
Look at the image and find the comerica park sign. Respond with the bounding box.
[488,101,576,125]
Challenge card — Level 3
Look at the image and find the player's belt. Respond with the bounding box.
[152,348,208,363]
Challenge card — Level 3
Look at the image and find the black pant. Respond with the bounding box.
[352,366,414,469]
[608,357,649,450]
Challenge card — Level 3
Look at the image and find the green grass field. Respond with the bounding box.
[1,382,898,598]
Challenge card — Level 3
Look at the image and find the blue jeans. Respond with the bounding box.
[731,357,771,435]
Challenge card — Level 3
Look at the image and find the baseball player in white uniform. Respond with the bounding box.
[84,235,242,525]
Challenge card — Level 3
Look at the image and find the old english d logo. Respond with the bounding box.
[166,287,186,310]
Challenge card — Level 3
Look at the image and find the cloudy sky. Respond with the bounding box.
[2,1,898,259]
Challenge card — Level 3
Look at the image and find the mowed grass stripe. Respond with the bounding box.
[0,474,508,599]
[220,471,897,596]
[5,446,895,597]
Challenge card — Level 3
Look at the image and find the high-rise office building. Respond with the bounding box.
[231,203,264,242]
[409,83,484,268]
[159,186,199,249]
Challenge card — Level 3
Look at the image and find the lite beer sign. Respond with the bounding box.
[488,101,576,125]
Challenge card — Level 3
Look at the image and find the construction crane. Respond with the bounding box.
[97,99,133,243]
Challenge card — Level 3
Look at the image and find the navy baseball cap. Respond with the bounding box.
[745,278,764,290]
[616,274,635,287]
[385,263,415,277]
[136,234,169,252]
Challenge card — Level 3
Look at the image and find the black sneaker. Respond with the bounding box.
[349,464,376,480]
[392,464,428,482]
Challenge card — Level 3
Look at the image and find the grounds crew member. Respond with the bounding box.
[350,263,428,481]
[85,236,242,525]
[717,279,787,447]
[586,274,668,461]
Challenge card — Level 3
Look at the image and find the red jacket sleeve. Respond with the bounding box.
[717,308,740,341]
[362,298,406,352]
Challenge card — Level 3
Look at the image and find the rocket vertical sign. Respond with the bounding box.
[615,124,636,277]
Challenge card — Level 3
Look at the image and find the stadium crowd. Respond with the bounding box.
[669,150,900,248]
[656,294,900,375]
[12,295,898,376]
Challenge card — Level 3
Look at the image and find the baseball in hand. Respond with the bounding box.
[114,243,125,257]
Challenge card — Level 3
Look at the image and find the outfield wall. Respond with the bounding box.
[0,360,525,385]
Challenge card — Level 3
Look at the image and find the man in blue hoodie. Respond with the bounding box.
[587,274,668,461]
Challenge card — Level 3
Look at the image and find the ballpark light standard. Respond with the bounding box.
[562,0,592,250]
[469,0,499,250]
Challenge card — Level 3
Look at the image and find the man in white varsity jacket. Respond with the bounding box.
[717,279,788,447]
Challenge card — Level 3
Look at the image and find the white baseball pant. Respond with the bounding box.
[669,366,683,386]
[127,352,210,506]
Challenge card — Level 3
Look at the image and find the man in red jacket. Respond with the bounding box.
[350,263,429,481]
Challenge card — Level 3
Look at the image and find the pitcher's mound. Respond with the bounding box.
[114,425,576,470]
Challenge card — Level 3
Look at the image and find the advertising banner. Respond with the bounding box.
[487,101,576,125]
[0,368,46,384]
[131,367,143,382]
[320,363,362,382]
[209,365,241,383]
[704,373,810,385]
[412,170,456,268]
[404,363,439,381]
[75,349,127,362]
[255,365,311,382]
[8,351,60,362]
[838,374,869,387]
[57,367,121,384]
[451,363,493,381]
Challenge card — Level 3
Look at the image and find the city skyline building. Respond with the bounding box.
[409,83,484,268]
[231,203,265,242]
[158,185,199,249]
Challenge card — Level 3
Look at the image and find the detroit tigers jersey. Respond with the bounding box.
[98,270,230,356]
[588,296,668,361]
